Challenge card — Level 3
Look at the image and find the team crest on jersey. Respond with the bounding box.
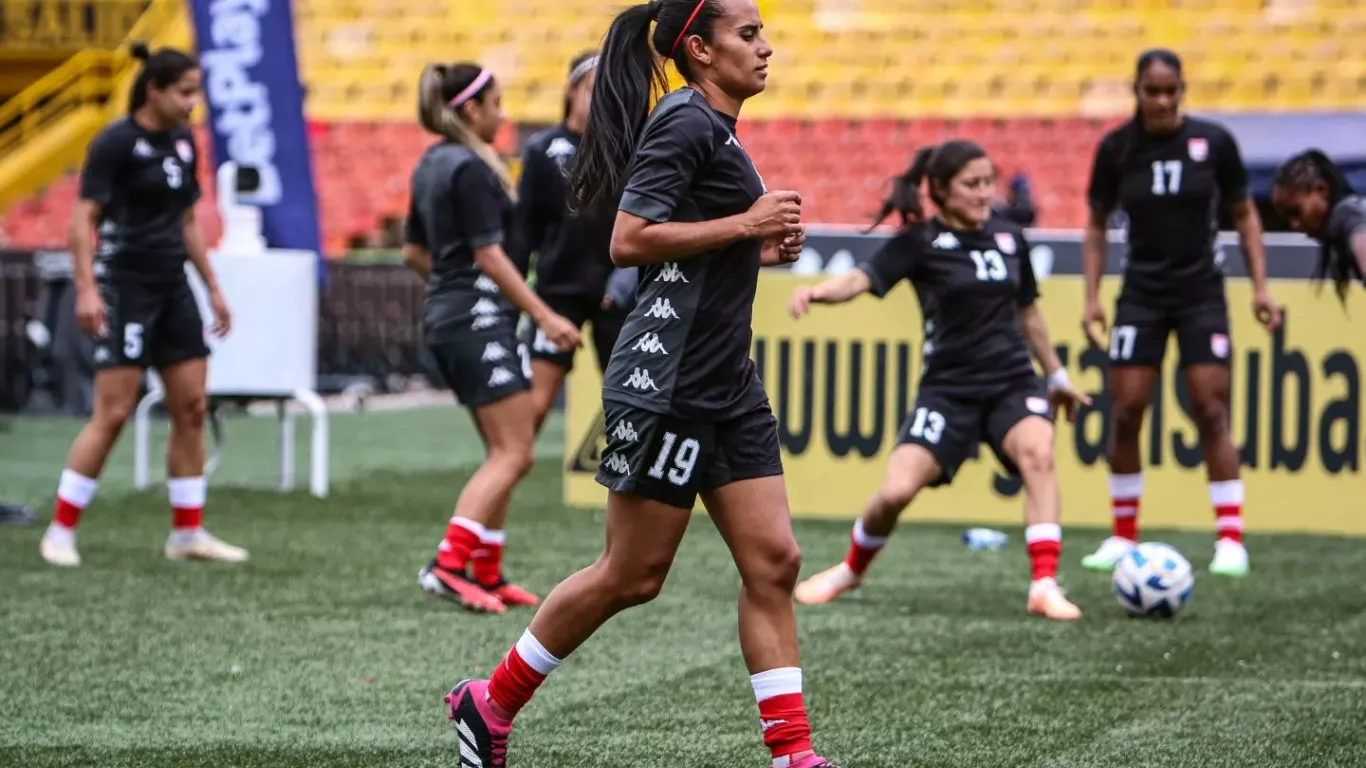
[1187,137,1208,163]
[994,232,1017,255]
[175,139,194,163]
[1210,333,1230,359]
[1025,397,1049,415]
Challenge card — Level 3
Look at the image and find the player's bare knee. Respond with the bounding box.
[878,479,920,510]
[169,394,208,430]
[1191,397,1229,440]
[601,555,673,608]
[1111,401,1147,442]
[1015,439,1054,478]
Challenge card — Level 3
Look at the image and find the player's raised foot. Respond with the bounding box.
[39,534,81,567]
[1027,578,1082,621]
[1209,540,1249,578]
[164,529,249,562]
[419,561,506,614]
[480,578,540,607]
[445,679,512,767]
[794,562,861,605]
[1081,536,1137,572]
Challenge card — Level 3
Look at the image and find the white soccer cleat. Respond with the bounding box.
[794,562,862,605]
[165,530,250,563]
[1027,577,1082,621]
[1081,536,1137,572]
[40,537,82,567]
[1209,539,1249,578]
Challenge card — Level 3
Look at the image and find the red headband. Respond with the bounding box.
[669,0,707,57]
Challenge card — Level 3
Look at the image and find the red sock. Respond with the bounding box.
[1109,473,1142,542]
[471,531,505,585]
[1210,480,1243,544]
[54,498,85,529]
[168,477,206,530]
[487,630,560,717]
[758,693,813,762]
[842,520,886,576]
[1025,523,1061,581]
[436,518,482,571]
[53,469,99,529]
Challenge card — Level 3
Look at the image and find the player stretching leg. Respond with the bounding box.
[1079,49,1279,577]
[789,142,1090,621]
[1270,150,1366,301]
[40,43,245,567]
[443,2,845,766]
[404,63,584,613]
[509,51,632,431]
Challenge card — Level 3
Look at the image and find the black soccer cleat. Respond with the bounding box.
[445,678,512,767]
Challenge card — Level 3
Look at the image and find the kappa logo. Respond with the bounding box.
[612,420,640,443]
[631,332,669,355]
[473,274,499,293]
[655,262,688,283]
[471,298,499,315]
[471,315,500,331]
[487,367,516,387]
[602,452,631,475]
[481,342,509,362]
[133,138,155,158]
[760,718,788,732]
[546,137,576,158]
[932,232,960,250]
[623,367,659,391]
[533,329,559,354]
[642,297,680,320]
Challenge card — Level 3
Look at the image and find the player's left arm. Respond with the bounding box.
[401,198,432,280]
[183,208,231,337]
[1216,128,1281,331]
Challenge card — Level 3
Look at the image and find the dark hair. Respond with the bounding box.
[1117,48,1185,161]
[569,0,724,211]
[417,62,515,196]
[127,42,198,114]
[869,140,990,231]
[563,49,599,122]
[1273,149,1359,304]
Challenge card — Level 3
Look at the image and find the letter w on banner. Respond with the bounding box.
[190,0,323,270]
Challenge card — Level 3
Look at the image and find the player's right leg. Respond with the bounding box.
[796,391,962,605]
[445,404,696,766]
[41,280,150,567]
[1083,297,1165,571]
[420,335,537,613]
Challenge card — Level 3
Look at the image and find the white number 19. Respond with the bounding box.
[647,431,700,486]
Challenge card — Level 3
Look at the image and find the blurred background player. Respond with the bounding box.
[441,2,844,768]
[39,43,242,568]
[787,141,1090,621]
[404,62,584,614]
[511,51,631,429]
[1079,49,1280,578]
[1270,150,1366,302]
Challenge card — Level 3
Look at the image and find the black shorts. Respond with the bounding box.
[898,377,1053,487]
[428,331,532,408]
[95,278,209,370]
[595,400,784,509]
[522,293,627,373]
[1109,295,1231,368]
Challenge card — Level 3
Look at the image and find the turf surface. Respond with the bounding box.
[2,407,1364,767]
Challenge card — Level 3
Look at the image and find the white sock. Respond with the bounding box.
[751,666,802,703]
[480,529,506,545]
[515,629,562,675]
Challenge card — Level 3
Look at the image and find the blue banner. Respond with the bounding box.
[190,0,323,262]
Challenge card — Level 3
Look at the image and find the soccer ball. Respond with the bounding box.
[1112,543,1194,618]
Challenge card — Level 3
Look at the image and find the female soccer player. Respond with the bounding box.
[1079,49,1279,578]
[511,51,629,427]
[1270,150,1366,301]
[788,141,1091,621]
[442,3,844,768]
[405,62,583,614]
[39,43,243,568]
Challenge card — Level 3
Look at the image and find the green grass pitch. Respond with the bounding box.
[1,406,1364,767]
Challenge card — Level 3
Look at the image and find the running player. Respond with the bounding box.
[405,62,583,614]
[788,141,1091,621]
[1269,150,1366,301]
[1079,49,1280,578]
[39,43,245,568]
[511,51,629,428]
[442,2,843,767]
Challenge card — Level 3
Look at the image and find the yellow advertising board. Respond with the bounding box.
[563,270,1366,536]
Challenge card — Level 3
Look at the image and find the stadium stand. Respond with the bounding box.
[2,0,1364,251]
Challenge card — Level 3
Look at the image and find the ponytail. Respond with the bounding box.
[1274,149,1359,304]
[417,63,517,199]
[868,146,934,231]
[568,2,666,212]
[127,41,198,115]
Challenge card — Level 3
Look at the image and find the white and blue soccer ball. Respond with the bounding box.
[1112,543,1194,618]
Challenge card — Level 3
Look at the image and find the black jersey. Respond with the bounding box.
[858,216,1039,394]
[512,125,614,298]
[78,117,201,282]
[1324,195,1366,287]
[602,88,768,421]
[1087,117,1248,304]
[404,143,520,341]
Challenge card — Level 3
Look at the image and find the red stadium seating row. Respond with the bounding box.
[2,117,1123,253]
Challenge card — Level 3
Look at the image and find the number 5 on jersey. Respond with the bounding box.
[163,157,183,189]
[648,431,700,487]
